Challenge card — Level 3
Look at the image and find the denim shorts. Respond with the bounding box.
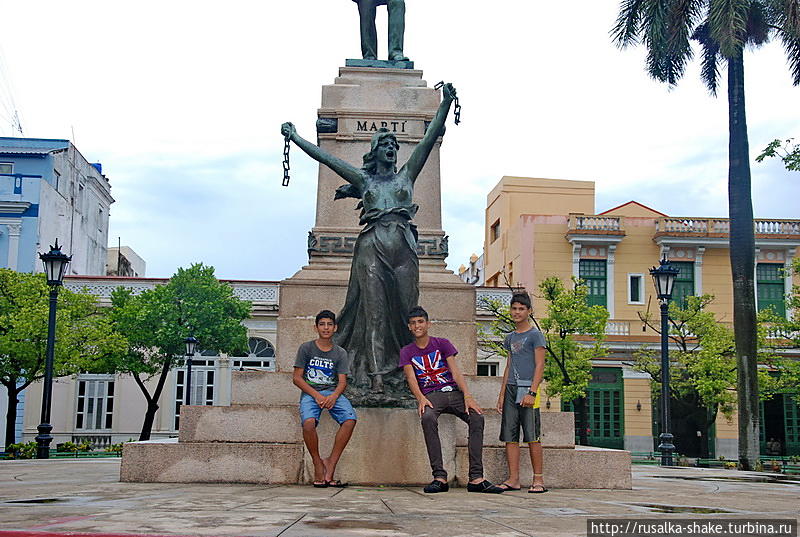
[299,389,357,425]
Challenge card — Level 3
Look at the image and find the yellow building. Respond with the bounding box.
[481,176,800,458]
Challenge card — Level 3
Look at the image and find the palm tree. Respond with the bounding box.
[612,0,800,470]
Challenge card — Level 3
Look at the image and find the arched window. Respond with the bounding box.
[232,337,275,370]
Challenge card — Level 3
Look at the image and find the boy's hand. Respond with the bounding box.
[521,394,536,408]
[321,394,338,409]
[465,395,483,415]
[417,397,433,417]
[496,396,504,414]
[314,394,328,408]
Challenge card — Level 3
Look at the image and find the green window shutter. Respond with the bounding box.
[670,262,694,308]
[757,264,786,318]
[579,260,607,308]
[786,396,800,456]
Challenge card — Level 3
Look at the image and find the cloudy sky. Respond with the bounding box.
[2,1,798,280]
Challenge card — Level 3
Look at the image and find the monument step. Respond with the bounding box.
[119,437,627,488]
[179,404,301,444]
[231,370,523,410]
[178,404,575,448]
[120,438,303,484]
[456,446,632,490]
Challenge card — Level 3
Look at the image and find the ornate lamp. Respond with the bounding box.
[650,257,679,301]
[183,335,199,406]
[40,240,72,286]
[649,256,680,466]
[35,241,72,459]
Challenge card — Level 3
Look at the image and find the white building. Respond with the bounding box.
[106,246,146,277]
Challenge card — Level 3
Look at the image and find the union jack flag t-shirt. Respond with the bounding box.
[399,337,459,394]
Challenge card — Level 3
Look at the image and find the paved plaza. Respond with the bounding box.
[0,459,798,537]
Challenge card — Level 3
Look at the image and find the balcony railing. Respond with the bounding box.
[64,277,280,306]
[567,215,624,235]
[656,218,800,238]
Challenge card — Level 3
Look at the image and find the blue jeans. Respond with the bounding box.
[299,389,357,425]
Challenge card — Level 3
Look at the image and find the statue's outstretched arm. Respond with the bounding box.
[281,122,364,187]
[400,83,455,183]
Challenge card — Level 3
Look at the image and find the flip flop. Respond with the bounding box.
[528,484,549,494]
[312,481,328,488]
[327,480,348,488]
[497,482,521,491]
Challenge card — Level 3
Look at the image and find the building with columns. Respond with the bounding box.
[1,136,114,447]
[480,176,800,458]
[0,137,113,275]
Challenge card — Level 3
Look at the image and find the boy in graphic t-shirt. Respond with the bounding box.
[399,306,503,494]
[293,310,357,488]
[496,292,548,494]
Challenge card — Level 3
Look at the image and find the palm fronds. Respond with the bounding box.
[612,0,648,47]
[693,21,724,93]
[709,0,753,56]
[766,0,800,84]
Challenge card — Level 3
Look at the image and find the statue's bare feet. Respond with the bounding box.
[372,375,384,393]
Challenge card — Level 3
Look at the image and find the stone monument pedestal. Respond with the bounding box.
[120,64,632,488]
[121,371,631,488]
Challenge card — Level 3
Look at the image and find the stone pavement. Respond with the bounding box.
[0,459,798,537]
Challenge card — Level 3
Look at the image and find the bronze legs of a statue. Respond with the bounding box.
[355,0,409,62]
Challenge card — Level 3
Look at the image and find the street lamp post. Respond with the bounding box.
[650,257,680,466]
[184,335,198,406]
[36,241,72,459]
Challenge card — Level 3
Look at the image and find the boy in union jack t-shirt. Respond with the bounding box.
[399,306,503,494]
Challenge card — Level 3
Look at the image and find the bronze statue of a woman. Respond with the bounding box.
[281,83,457,397]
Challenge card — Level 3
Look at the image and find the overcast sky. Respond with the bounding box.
[2,1,798,280]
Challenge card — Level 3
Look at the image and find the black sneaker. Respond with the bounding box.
[467,480,505,493]
[423,480,449,493]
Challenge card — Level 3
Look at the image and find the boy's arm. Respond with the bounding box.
[403,364,433,417]
[521,346,546,408]
[496,360,510,413]
[292,367,326,406]
[321,373,348,410]
[445,355,482,414]
[531,346,545,393]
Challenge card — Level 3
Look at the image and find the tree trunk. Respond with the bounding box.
[4,386,19,449]
[136,357,173,441]
[139,402,159,441]
[727,52,760,470]
[575,395,589,446]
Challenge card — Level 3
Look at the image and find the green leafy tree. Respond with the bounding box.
[633,294,781,458]
[0,269,125,449]
[108,264,250,441]
[479,276,609,445]
[612,0,800,469]
[757,138,800,171]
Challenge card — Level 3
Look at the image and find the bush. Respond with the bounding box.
[6,441,37,459]
[57,441,78,453]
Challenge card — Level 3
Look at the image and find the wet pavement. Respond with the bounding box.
[0,459,798,536]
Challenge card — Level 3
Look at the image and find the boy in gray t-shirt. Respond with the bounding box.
[496,292,548,494]
[293,310,357,488]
